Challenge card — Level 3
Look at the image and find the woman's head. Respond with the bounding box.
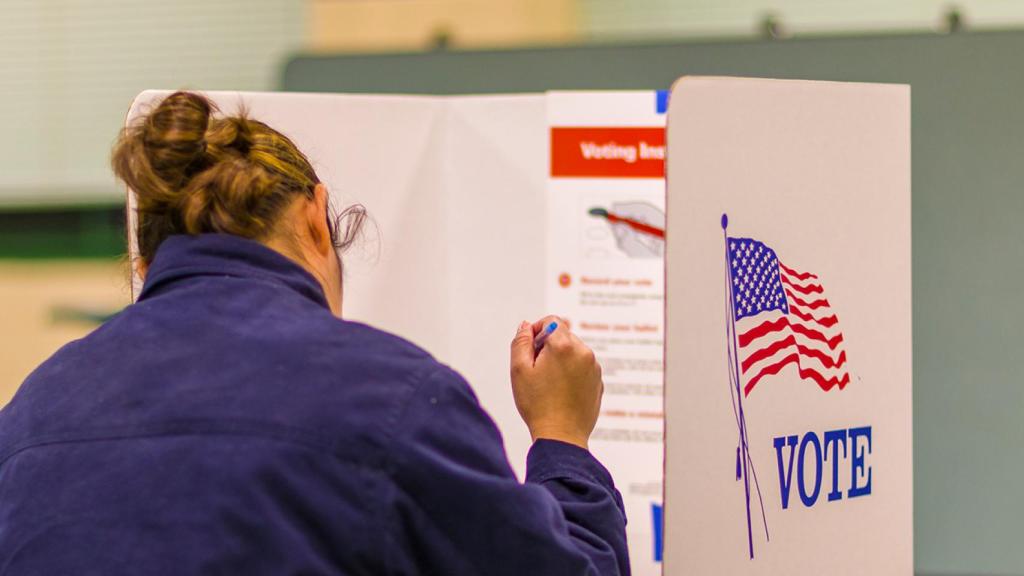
[112,91,362,315]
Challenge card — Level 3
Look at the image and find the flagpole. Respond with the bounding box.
[722,213,755,560]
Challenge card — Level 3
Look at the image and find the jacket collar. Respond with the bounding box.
[138,234,330,309]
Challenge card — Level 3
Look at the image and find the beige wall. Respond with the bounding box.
[0,260,129,406]
[309,0,580,51]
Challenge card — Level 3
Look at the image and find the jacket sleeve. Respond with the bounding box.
[384,364,630,576]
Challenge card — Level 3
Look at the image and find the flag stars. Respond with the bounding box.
[726,237,793,321]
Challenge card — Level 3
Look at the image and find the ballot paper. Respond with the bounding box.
[545,92,667,575]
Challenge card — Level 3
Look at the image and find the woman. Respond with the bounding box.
[0,92,629,574]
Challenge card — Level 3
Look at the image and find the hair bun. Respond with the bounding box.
[141,91,214,186]
[113,90,345,266]
[204,114,255,159]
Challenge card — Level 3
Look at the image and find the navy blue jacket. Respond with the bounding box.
[0,234,629,575]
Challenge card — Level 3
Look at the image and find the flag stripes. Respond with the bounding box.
[728,236,849,396]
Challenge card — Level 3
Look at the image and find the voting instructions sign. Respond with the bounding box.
[546,91,667,576]
[663,77,911,575]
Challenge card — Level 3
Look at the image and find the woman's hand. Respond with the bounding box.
[509,316,604,451]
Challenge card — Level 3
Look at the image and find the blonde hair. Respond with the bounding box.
[112,91,364,264]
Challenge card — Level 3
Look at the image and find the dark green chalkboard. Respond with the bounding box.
[283,31,1024,575]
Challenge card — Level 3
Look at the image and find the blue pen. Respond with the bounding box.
[533,321,558,354]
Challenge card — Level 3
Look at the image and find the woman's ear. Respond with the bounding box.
[134,256,148,281]
[306,183,333,255]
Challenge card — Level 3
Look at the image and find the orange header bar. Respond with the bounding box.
[550,127,665,178]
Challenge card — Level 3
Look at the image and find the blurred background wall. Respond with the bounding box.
[580,0,1024,37]
[2,2,1022,574]
[308,0,578,50]
[6,0,1024,210]
[1,0,304,206]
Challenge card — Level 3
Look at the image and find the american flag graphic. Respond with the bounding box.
[728,236,850,396]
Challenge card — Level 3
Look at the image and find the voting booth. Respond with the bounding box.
[663,78,912,574]
[125,77,911,575]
